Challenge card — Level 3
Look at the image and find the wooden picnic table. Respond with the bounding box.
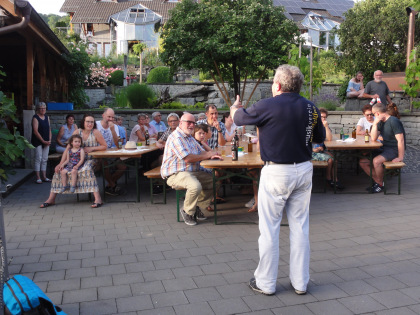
[324,134,383,193]
[201,144,263,224]
[89,144,160,202]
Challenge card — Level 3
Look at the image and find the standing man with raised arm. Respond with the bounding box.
[231,65,325,296]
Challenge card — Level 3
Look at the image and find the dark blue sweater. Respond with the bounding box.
[234,93,325,164]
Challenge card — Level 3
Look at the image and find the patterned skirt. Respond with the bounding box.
[50,159,99,193]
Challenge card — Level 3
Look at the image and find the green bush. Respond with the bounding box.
[147,66,173,83]
[337,79,350,103]
[161,101,187,109]
[108,70,124,86]
[126,83,157,109]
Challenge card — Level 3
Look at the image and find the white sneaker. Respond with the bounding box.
[245,197,255,208]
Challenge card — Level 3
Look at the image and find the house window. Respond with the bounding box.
[130,8,145,18]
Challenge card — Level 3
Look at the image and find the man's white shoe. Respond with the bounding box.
[245,197,255,208]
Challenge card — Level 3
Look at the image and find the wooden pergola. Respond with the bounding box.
[0,0,69,115]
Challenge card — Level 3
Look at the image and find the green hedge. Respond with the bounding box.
[108,70,124,86]
[146,66,173,84]
[126,83,156,109]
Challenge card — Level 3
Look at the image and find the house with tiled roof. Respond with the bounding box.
[273,0,354,49]
[60,0,177,56]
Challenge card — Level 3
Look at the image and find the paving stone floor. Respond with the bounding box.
[2,168,420,314]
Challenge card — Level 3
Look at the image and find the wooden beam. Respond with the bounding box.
[0,0,17,16]
[26,38,34,109]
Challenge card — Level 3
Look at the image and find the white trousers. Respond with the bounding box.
[254,161,313,294]
[34,145,50,172]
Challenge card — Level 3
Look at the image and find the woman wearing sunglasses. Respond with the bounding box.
[356,104,375,135]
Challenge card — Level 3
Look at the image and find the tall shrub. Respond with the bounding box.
[126,83,156,109]
[146,66,173,83]
[108,70,124,86]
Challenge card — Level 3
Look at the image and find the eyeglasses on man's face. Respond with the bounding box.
[168,120,178,123]
[181,120,196,126]
[365,113,374,117]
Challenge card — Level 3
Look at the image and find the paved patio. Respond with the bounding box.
[2,166,420,314]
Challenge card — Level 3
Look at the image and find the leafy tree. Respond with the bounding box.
[160,0,298,106]
[400,48,420,111]
[62,42,91,108]
[338,0,420,78]
[132,42,147,83]
[288,45,323,100]
[0,67,34,183]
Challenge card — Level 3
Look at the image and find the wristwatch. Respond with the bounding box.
[217,129,222,133]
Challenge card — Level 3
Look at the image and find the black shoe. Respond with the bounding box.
[194,206,207,221]
[180,208,197,226]
[152,185,163,195]
[248,278,275,296]
[371,182,383,193]
[105,186,119,196]
[290,282,307,295]
[334,181,345,190]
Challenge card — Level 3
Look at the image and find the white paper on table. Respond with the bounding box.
[244,133,257,138]
[336,138,356,142]
[226,152,247,157]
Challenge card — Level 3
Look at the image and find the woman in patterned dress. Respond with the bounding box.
[40,114,107,208]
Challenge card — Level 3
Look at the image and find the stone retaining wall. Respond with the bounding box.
[42,110,420,147]
[85,82,344,108]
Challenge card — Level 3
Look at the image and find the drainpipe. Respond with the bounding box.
[406,7,417,69]
[0,0,32,36]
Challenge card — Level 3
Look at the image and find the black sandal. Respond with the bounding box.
[40,202,54,208]
[91,202,103,208]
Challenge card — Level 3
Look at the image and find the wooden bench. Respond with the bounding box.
[144,166,166,204]
[312,160,329,193]
[383,161,406,195]
[47,153,63,178]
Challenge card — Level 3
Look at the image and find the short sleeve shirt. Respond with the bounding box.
[196,119,226,149]
[161,127,205,178]
[377,116,406,150]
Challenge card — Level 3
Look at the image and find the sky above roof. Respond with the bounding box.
[28,0,65,16]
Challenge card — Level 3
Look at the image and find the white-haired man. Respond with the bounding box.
[231,65,325,296]
[150,111,167,133]
[161,113,221,226]
[363,70,392,105]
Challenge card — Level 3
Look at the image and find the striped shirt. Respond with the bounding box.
[197,119,226,149]
[161,127,205,178]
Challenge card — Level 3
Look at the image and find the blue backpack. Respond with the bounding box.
[3,275,66,315]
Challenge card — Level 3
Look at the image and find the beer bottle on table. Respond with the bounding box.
[118,137,122,149]
[248,137,253,153]
[234,130,240,148]
[364,129,369,143]
[352,127,356,139]
[231,139,238,161]
[340,127,344,140]
[145,130,150,145]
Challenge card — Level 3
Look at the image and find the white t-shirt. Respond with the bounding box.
[129,124,148,143]
[96,120,119,148]
[357,117,374,131]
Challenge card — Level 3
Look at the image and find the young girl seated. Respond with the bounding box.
[59,134,85,193]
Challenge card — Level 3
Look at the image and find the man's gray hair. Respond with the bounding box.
[152,112,161,119]
[372,103,386,113]
[273,65,304,93]
[167,113,179,121]
[137,113,146,119]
